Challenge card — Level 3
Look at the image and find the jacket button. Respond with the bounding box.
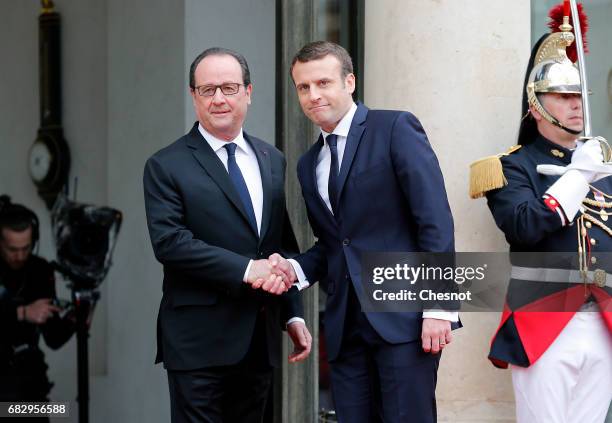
[342,238,350,246]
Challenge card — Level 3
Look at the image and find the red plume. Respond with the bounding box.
[547,2,589,62]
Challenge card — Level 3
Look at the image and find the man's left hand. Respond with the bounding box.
[421,318,452,354]
[287,321,312,363]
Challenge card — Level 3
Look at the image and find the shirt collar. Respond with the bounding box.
[198,123,247,154]
[321,102,357,144]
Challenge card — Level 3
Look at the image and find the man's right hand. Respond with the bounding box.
[247,254,298,295]
[24,298,61,325]
[246,259,289,295]
[268,253,297,286]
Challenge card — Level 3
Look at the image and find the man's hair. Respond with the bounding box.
[290,41,353,80]
[0,195,36,238]
[189,47,251,90]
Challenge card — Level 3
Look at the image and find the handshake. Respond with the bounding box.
[245,253,298,295]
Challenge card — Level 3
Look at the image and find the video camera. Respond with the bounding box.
[51,195,122,289]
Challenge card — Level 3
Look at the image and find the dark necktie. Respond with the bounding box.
[224,143,258,234]
[327,134,339,214]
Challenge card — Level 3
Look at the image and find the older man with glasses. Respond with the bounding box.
[143,47,311,423]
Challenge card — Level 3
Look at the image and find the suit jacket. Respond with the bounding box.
[294,103,455,361]
[143,122,302,371]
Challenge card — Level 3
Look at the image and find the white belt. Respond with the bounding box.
[510,266,612,289]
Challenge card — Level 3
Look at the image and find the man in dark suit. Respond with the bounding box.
[143,47,311,423]
[268,41,458,422]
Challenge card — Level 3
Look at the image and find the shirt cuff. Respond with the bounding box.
[243,260,253,283]
[286,317,306,327]
[287,259,310,290]
[422,310,459,322]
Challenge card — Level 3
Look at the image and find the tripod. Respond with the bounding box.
[72,288,99,423]
[52,262,99,423]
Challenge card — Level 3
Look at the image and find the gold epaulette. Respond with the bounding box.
[469,145,522,199]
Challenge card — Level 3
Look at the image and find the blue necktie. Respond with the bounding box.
[327,134,339,214]
[224,143,258,234]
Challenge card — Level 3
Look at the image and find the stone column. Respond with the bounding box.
[364,1,531,421]
[277,1,320,422]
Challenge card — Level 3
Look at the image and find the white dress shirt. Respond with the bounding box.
[199,124,304,326]
[198,124,263,234]
[316,102,358,213]
[287,106,457,322]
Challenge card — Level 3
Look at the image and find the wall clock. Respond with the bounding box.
[30,0,71,209]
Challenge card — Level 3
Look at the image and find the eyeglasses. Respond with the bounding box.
[194,83,244,97]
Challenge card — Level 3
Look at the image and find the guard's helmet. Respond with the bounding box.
[518,1,589,144]
[526,29,581,134]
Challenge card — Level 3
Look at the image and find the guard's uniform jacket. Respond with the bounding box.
[0,255,75,401]
[485,135,612,368]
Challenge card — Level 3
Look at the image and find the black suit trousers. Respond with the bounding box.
[329,285,441,423]
[167,312,273,423]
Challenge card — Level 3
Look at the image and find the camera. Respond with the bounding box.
[51,195,122,289]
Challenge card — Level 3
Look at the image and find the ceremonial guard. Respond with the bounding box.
[470,2,611,422]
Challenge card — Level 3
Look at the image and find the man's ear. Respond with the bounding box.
[345,73,356,95]
[245,84,252,105]
[529,105,542,122]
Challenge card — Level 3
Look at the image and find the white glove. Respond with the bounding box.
[538,138,612,183]
[542,139,612,222]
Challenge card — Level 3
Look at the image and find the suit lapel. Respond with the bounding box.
[246,133,272,245]
[186,124,259,238]
[336,103,368,202]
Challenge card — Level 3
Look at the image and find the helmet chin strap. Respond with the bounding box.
[529,94,583,136]
[553,119,582,136]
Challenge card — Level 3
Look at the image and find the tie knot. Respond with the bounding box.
[224,143,237,156]
[326,134,338,148]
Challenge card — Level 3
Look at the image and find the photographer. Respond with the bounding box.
[0,195,74,418]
